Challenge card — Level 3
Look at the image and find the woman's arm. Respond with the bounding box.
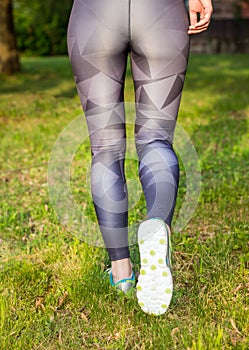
[188,0,213,34]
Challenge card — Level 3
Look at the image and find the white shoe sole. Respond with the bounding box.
[136,217,173,315]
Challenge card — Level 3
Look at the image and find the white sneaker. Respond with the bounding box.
[136,217,173,315]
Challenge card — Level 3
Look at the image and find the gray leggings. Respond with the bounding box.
[67,0,190,261]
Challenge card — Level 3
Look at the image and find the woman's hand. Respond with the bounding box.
[188,0,213,34]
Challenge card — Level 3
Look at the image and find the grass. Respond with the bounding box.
[0,54,249,349]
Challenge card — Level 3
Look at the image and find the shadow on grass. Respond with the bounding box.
[0,56,77,98]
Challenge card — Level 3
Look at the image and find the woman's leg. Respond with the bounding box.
[67,0,132,277]
[130,0,190,227]
[129,0,190,314]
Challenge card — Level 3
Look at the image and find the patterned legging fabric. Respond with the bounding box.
[67,0,190,261]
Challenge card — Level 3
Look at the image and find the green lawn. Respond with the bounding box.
[0,54,249,349]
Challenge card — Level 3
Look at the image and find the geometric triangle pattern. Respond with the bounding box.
[67,0,190,259]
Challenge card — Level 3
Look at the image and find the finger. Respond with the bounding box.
[200,8,206,20]
[192,20,210,30]
[188,19,210,32]
[189,9,198,28]
[188,25,210,34]
[188,21,210,34]
[188,28,208,34]
[194,15,211,28]
[189,21,210,31]
[194,6,212,28]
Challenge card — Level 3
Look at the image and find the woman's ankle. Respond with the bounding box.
[111,258,133,282]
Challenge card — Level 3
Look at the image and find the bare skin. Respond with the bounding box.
[111,224,172,282]
[112,0,213,282]
[188,0,213,34]
[111,258,133,283]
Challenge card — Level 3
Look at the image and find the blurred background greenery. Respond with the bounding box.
[13,0,74,56]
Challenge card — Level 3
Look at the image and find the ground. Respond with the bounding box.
[0,54,248,349]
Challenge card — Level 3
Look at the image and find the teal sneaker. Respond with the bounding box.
[106,268,136,297]
[136,217,173,315]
